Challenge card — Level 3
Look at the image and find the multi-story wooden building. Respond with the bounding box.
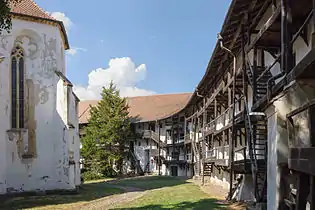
[182,0,315,209]
[78,93,192,176]
[79,0,315,208]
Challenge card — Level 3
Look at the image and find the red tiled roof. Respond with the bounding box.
[78,93,192,124]
[10,0,55,20]
[9,0,70,50]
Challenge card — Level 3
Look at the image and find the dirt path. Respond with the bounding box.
[77,185,146,210]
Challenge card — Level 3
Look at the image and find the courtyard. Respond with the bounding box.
[1,176,245,210]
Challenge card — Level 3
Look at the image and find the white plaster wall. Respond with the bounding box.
[293,19,313,65]
[177,166,186,176]
[209,174,230,190]
[266,80,315,209]
[68,91,81,187]
[0,18,77,194]
[234,175,255,202]
[266,105,278,210]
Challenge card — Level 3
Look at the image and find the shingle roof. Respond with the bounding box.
[78,93,192,124]
[10,0,55,20]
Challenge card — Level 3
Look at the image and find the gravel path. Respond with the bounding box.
[78,185,146,210]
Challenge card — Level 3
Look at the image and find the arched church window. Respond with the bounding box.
[11,45,25,129]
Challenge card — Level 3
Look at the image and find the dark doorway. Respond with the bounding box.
[129,141,134,152]
[171,166,178,176]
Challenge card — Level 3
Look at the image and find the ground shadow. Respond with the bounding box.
[0,176,189,209]
[111,198,229,210]
[106,176,189,191]
[0,181,123,210]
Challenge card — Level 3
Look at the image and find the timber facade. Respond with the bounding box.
[182,0,315,209]
[78,0,315,209]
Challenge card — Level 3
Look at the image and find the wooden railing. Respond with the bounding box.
[141,130,166,147]
[184,133,192,144]
[205,145,230,160]
[204,104,233,134]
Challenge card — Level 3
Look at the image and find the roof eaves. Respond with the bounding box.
[10,12,70,50]
[55,70,73,87]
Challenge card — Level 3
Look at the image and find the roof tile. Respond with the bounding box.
[78,93,192,124]
[10,0,55,20]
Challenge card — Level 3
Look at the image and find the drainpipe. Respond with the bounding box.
[218,33,236,200]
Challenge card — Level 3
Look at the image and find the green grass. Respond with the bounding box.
[1,180,123,210]
[111,177,228,210]
[111,176,186,190]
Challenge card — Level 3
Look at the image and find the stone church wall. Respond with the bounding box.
[0,18,79,194]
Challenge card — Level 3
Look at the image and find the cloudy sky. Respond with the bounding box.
[36,0,230,100]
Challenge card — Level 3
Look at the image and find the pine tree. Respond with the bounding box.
[81,82,131,178]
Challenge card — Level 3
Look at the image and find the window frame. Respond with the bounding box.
[11,45,25,129]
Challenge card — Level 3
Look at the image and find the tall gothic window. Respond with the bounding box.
[11,46,25,129]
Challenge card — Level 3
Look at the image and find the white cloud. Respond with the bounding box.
[74,57,155,100]
[50,12,73,32]
[66,47,87,56]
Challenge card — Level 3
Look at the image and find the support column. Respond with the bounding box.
[253,47,258,103]
[202,98,206,185]
[157,120,161,176]
[281,0,293,75]
[309,105,315,209]
[278,0,294,208]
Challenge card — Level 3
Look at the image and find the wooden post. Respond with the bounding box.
[309,105,315,208]
[241,23,248,150]
[281,0,293,74]
[202,98,206,185]
[296,172,310,209]
[312,0,315,48]
[157,120,161,176]
[253,46,258,103]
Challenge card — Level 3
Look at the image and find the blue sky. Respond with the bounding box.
[36,0,231,100]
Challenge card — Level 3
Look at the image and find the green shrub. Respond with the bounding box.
[82,171,104,181]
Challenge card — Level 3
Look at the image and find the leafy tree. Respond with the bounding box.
[81,82,131,178]
[0,0,22,33]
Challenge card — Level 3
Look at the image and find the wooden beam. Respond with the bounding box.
[246,4,281,52]
[295,172,310,209]
[311,176,315,210]
[289,147,315,175]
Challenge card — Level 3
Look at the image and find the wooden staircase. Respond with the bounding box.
[203,162,212,176]
[244,103,268,203]
[129,150,144,175]
[246,64,273,102]
[192,140,201,176]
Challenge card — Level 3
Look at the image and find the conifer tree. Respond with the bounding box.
[81,82,131,178]
[0,0,23,33]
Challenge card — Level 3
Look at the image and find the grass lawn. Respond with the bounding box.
[1,179,123,210]
[110,176,187,190]
[110,176,229,210]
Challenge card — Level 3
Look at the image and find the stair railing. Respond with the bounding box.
[245,53,254,87]
[129,150,144,174]
[243,96,258,174]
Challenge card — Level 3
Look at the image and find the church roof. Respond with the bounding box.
[78,93,192,124]
[9,0,69,49]
[10,0,55,21]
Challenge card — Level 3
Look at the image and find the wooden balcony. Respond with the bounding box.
[204,145,252,174]
[204,145,230,166]
[184,134,192,144]
[139,130,166,147]
[163,154,191,165]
